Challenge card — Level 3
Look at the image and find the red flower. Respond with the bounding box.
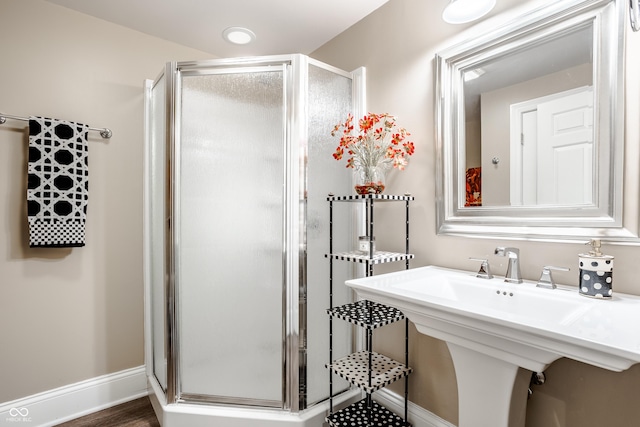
[331,112,415,172]
[403,141,415,155]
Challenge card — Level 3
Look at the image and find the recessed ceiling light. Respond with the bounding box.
[222,27,256,45]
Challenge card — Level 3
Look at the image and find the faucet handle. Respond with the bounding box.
[537,265,570,289]
[469,257,493,279]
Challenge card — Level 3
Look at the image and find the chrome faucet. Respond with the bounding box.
[494,247,523,283]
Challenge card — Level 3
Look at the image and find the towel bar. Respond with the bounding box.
[0,113,112,139]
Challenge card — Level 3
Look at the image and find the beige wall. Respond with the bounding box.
[0,0,211,403]
[312,0,640,426]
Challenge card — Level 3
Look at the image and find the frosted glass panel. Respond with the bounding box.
[149,75,167,390]
[306,64,354,405]
[178,70,284,404]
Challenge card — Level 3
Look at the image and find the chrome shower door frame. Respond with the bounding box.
[170,57,291,409]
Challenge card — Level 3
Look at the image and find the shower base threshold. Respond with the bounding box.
[148,379,361,427]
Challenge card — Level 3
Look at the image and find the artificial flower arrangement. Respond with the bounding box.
[331,112,415,194]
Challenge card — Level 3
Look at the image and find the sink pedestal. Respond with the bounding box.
[447,343,531,427]
[412,310,561,427]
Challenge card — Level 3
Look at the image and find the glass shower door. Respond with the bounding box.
[177,67,285,406]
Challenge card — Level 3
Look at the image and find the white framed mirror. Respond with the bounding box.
[435,0,639,242]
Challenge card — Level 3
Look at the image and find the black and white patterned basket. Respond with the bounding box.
[326,351,412,394]
[326,398,411,427]
[327,300,405,330]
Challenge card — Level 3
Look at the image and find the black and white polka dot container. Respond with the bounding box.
[578,253,613,299]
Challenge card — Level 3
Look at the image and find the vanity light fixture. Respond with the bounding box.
[222,26,256,45]
[442,0,496,24]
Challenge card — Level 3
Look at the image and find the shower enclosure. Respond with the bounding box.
[143,55,364,425]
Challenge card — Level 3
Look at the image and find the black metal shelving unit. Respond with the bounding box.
[325,193,414,427]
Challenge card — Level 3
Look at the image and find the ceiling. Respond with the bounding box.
[45,0,391,58]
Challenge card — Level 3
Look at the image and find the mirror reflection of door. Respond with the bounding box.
[510,86,593,206]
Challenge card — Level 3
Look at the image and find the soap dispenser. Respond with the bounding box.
[578,239,613,299]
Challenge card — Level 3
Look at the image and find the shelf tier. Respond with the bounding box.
[326,398,411,427]
[325,251,414,265]
[326,351,412,394]
[327,194,414,202]
[327,300,405,330]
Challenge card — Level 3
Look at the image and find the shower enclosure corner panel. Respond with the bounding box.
[144,54,363,417]
[146,73,168,392]
[305,63,356,406]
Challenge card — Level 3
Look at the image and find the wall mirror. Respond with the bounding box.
[435,0,639,242]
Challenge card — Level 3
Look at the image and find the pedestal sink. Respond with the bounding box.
[345,265,640,427]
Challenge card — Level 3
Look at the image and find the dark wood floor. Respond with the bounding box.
[54,396,160,427]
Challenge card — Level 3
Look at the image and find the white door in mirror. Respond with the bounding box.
[513,86,594,205]
[536,87,593,204]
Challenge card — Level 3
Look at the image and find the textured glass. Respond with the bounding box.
[305,64,354,405]
[178,70,284,403]
[149,75,167,390]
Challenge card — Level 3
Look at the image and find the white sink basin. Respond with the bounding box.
[391,269,591,326]
[345,265,640,427]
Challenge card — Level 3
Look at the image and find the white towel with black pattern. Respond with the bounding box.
[27,116,89,247]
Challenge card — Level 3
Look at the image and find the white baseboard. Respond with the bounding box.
[0,366,147,427]
[374,388,456,427]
